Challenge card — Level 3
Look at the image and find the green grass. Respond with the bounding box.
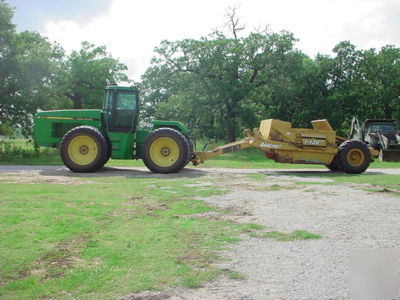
[327,173,400,185]
[264,230,322,241]
[249,171,400,198]
[2,138,399,169]
[226,271,246,280]
[243,223,265,231]
[294,173,400,194]
[0,175,248,299]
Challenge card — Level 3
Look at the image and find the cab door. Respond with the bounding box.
[103,89,139,132]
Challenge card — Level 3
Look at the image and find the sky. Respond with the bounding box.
[8,0,400,81]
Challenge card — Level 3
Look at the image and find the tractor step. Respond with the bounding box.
[108,132,134,159]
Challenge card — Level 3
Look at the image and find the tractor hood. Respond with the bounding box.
[35,109,102,121]
[34,110,103,147]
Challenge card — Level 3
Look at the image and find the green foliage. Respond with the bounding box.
[0,122,13,136]
[0,138,59,163]
[11,32,65,135]
[142,27,299,142]
[0,2,128,136]
[141,13,400,141]
[63,42,129,109]
[0,1,67,136]
[1,3,400,142]
[0,1,15,90]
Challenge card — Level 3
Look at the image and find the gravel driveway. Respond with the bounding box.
[172,175,400,299]
[2,165,400,299]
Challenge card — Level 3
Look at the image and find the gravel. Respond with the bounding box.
[170,170,400,299]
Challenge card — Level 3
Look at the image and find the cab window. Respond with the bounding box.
[103,91,113,110]
[117,91,136,110]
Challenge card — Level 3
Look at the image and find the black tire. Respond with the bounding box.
[337,140,370,174]
[142,128,191,173]
[325,156,342,172]
[60,126,108,173]
[184,135,194,166]
[100,137,112,167]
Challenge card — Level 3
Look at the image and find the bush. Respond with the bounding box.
[0,138,58,160]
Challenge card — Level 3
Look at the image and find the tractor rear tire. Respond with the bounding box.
[325,156,342,172]
[100,137,112,167]
[142,128,191,173]
[337,140,370,174]
[60,126,108,173]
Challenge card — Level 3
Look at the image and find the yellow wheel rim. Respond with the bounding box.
[346,149,364,167]
[67,135,98,166]
[149,137,180,167]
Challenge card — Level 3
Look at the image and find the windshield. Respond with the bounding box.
[367,124,396,134]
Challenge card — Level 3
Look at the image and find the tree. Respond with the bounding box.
[0,0,15,88]
[142,10,298,142]
[0,0,17,134]
[0,2,129,136]
[358,46,400,120]
[321,42,400,127]
[0,2,65,136]
[62,42,128,109]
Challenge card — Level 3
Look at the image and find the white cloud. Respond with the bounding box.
[42,0,400,80]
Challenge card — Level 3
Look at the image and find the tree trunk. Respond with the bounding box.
[72,95,83,109]
[225,103,237,142]
[226,127,236,142]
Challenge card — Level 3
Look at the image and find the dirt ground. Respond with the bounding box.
[2,165,400,299]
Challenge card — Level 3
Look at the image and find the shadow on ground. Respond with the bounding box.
[0,164,394,179]
[38,166,208,179]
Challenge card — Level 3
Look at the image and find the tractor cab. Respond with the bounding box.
[102,85,139,132]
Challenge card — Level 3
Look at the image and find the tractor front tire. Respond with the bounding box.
[60,126,108,173]
[142,128,191,173]
[337,140,370,174]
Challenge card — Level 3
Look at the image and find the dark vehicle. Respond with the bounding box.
[349,118,400,162]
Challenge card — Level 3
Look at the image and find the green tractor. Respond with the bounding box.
[34,85,193,173]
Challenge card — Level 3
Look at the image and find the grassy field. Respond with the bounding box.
[1,138,399,169]
[0,174,262,299]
